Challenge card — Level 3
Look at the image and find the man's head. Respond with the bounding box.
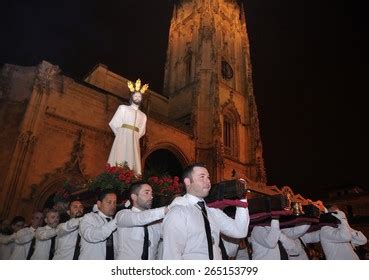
[67,200,84,218]
[97,190,117,217]
[130,92,143,106]
[31,211,44,229]
[182,163,211,198]
[328,204,339,212]
[44,209,60,228]
[129,182,153,210]
[11,216,26,233]
[0,219,11,234]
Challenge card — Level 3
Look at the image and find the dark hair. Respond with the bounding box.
[96,189,117,202]
[182,163,207,182]
[129,181,148,196]
[11,216,25,225]
[125,182,148,208]
[129,92,143,106]
[68,199,83,209]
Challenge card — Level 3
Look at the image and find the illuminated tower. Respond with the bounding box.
[163,0,266,182]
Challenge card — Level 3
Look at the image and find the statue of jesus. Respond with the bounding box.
[107,79,148,174]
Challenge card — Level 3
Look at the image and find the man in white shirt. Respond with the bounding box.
[320,206,367,260]
[31,209,60,260]
[281,224,311,260]
[162,163,249,260]
[9,211,44,260]
[79,190,118,260]
[53,200,84,260]
[299,230,322,259]
[250,218,297,260]
[0,216,25,259]
[115,182,169,259]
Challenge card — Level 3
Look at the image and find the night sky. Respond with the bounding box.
[1,0,368,200]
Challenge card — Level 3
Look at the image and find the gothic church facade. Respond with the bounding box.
[0,0,315,220]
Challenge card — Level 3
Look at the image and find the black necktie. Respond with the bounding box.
[73,234,81,260]
[298,237,311,260]
[141,225,149,260]
[244,238,253,260]
[278,240,288,260]
[26,237,36,260]
[219,238,229,260]
[48,236,56,260]
[105,218,114,260]
[197,201,214,260]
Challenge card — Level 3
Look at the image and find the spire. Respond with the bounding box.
[240,2,246,25]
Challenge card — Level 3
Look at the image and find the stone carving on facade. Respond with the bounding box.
[247,91,267,182]
[17,130,37,145]
[1,130,38,217]
[212,0,219,13]
[220,92,242,160]
[45,110,111,137]
[66,130,86,172]
[190,85,199,139]
[31,129,88,208]
[34,61,60,94]
[221,92,241,121]
[0,65,12,100]
[140,134,149,157]
[212,74,222,135]
[214,139,225,167]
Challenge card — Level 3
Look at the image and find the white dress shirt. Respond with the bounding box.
[250,219,280,260]
[30,225,57,260]
[0,233,15,259]
[235,244,250,260]
[281,224,311,260]
[350,228,367,247]
[162,193,249,260]
[53,217,81,260]
[285,238,308,260]
[221,236,240,259]
[320,219,360,260]
[79,211,117,260]
[9,227,36,260]
[115,206,165,259]
[300,230,320,244]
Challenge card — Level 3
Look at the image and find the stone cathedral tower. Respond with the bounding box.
[164,0,266,182]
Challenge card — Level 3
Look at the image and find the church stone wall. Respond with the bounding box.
[0,60,198,220]
[143,118,195,167]
[1,64,123,218]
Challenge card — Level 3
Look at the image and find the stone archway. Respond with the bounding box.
[143,149,185,178]
[34,173,86,212]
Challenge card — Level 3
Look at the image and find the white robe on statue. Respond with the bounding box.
[107,104,147,174]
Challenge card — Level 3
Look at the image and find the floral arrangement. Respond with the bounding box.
[88,162,141,195]
[148,175,183,198]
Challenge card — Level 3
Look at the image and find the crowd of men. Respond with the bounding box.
[0,163,367,260]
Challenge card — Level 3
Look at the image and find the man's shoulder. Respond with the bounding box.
[36,225,48,231]
[166,204,190,217]
[18,227,33,234]
[81,212,99,221]
[115,208,132,217]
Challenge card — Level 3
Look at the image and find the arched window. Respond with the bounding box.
[184,49,192,84]
[223,112,239,158]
